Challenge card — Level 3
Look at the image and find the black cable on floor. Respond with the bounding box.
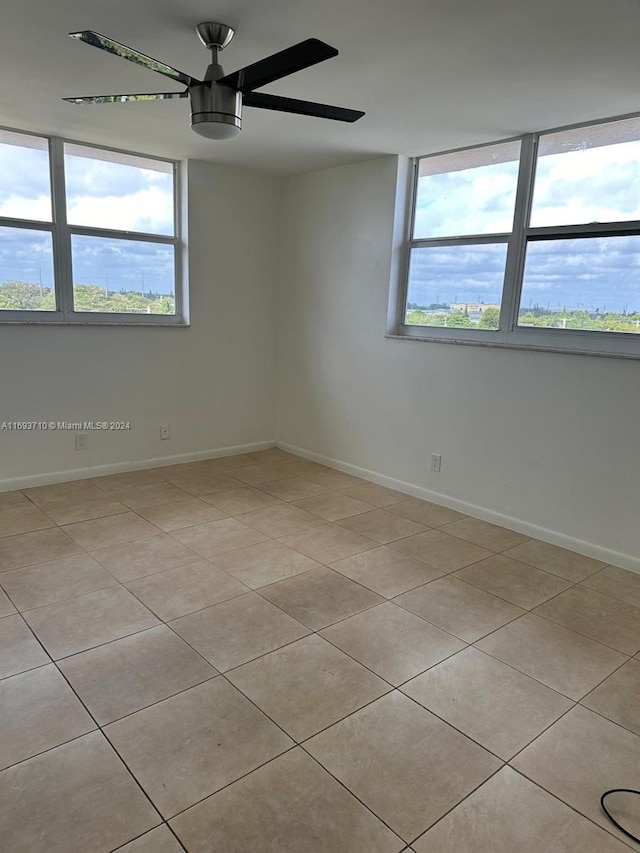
[600,789,640,844]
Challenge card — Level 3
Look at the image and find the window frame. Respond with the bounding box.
[390,112,640,359]
[0,127,186,326]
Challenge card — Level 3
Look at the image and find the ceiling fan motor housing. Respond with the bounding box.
[190,64,242,139]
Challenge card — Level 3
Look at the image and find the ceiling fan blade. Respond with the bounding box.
[218,38,338,93]
[243,92,364,123]
[69,31,195,87]
[63,92,189,104]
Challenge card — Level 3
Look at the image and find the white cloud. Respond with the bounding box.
[66,186,173,234]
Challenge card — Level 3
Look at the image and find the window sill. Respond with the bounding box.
[385,329,640,360]
[0,316,190,327]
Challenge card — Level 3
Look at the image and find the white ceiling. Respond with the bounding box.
[2,0,640,175]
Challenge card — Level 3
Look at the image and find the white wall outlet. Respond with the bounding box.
[160,424,170,440]
[75,433,88,451]
[430,453,442,473]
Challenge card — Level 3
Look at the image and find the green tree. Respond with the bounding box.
[0,280,51,310]
[446,313,473,328]
[479,306,500,329]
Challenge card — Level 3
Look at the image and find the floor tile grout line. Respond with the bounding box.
[432,517,530,549]
[2,606,56,673]
[326,565,448,600]
[405,761,624,851]
[125,508,235,535]
[2,575,124,617]
[531,606,640,657]
[119,570,253,624]
[458,566,613,632]
[391,590,528,646]
[158,739,302,823]
[171,620,312,673]
[445,565,578,611]
[0,519,57,539]
[95,677,299,824]
[69,668,220,730]
[26,620,164,667]
[502,693,581,764]
[576,653,640,718]
[404,762,508,848]
[397,686,520,765]
[249,574,386,628]
[316,613,469,688]
[508,762,640,851]
[0,659,52,685]
[220,644,394,744]
[40,507,131,527]
[389,641,568,700]
[110,822,188,852]
[0,528,196,576]
[576,567,640,607]
[455,556,633,642]
[469,630,632,704]
[386,540,509,576]
[445,541,608,585]
[0,726,102,775]
[296,740,417,846]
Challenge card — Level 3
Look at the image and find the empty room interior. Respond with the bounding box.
[1,0,640,851]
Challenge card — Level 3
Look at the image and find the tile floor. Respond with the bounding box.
[0,448,639,851]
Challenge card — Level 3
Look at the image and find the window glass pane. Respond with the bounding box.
[64,144,174,236]
[413,141,521,239]
[519,236,640,333]
[0,226,55,310]
[530,117,640,227]
[0,130,51,222]
[71,235,175,314]
[405,244,506,329]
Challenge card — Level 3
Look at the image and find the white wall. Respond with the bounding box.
[276,156,640,567]
[0,160,279,485]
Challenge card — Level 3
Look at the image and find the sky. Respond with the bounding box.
[409,137,640,313]
[0,138,175,296]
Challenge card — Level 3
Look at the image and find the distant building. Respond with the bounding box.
[449,302,500,313]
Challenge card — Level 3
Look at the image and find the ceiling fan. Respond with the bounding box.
[63,23,365,139]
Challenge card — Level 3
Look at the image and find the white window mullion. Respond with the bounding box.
[500,133,537,340]
[49,136,74,320]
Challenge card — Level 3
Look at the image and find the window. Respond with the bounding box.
[394,114,640,357]
[0,129,184,324]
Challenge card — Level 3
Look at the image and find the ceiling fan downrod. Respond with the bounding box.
[190,23,242,139]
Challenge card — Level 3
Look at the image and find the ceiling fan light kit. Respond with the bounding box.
[64,23,365,140]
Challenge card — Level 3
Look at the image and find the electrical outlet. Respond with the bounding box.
[75,433,88,451]
[430,453,442,473]
[160,424,170,440]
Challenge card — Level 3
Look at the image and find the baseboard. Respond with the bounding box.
[278,440,640,574]
[0,439,275,492]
